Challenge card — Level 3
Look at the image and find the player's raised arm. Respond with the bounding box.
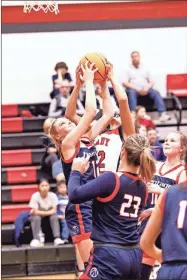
[65,66,83,125]
[140,192,165,263]
[107,65,135,138]
[62,62,97,149]
[88,81,114,141]
[68,156,118,203]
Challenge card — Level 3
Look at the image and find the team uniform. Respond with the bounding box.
[68,170,148,280]
[157,184,187,279]
[61,137,98,243]
[141,162,185,271]
[94,127,122,174]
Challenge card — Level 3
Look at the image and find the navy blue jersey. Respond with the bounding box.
[68,171,147,246]
[146,163,184,209]
[161,184,187,263]
[61,138,98,186]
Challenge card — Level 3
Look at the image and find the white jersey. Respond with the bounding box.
[94,128,122,174]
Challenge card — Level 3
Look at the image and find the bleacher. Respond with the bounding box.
[1,73,187,278]
[1,106,76,278]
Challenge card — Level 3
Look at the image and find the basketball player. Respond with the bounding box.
[94,64,135,173]
[66,64,135,174]
[140,147,187,279]
[140,132,186,279]
[67,134,156,280]
[49,62,114,266]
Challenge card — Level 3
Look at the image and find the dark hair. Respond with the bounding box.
[131,51,140,57]
[122,134,156,182]
[55,62,68,71]
[39,178,49,185]
[135,105,145,114]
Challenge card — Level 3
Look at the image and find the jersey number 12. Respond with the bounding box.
[177,200,187,229]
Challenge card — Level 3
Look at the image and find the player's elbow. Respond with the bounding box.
[68,193,76,203]
[68,190,80,204]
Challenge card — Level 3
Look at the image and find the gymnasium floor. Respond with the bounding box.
[4,274,76,280]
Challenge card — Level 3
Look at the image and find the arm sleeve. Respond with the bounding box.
[68,171,117,204]
[51,193,59,207]
[29,193,38,209]
[67,73,73,82]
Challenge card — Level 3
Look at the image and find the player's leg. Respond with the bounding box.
[75,244,85,279]
[80,247,119,280]
[77,238,93,263]
[141,263,153,280]
[127,248,143,280]
[65,202,92,263]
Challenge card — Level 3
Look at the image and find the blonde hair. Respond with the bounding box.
[122,134,156,182]
[49,118,67,149]
[56,172,66,182]
[43,118,56,135]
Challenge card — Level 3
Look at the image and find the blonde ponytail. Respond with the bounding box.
[122,134,156,182]
[139,147,156,182]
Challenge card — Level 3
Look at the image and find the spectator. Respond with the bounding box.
[57,180,69,243]
[29,178,64,247]
[123,51,171,122]
[135,105,156,129]
[50,62,74,99]
[56,172,66,183]
[96,84,119,114]
[138,125,147,137]
[41,118,59,176]
[147,127,166,161]
[48,80,84,118]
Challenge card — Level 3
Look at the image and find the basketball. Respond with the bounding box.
[80,52,109,82]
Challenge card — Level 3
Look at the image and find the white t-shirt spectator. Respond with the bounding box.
[124,64,152,90]
[29,191,58,211]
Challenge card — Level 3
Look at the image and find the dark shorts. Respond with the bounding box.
[65,201,92,244]
[81,245,142,280]
[157,263,187,279]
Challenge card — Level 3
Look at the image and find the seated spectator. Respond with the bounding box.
[135,105,156,129]
[48,80,84,118]
[57,180,69,243]
[41,118,59,176]
[96,84,119,114]
[123,51,171,122]
[50,62,74,99]
[147,127,166,161]
[29,178,64,247]
[56,172,66,183]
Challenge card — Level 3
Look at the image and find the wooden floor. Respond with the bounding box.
[4,274,77,280]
